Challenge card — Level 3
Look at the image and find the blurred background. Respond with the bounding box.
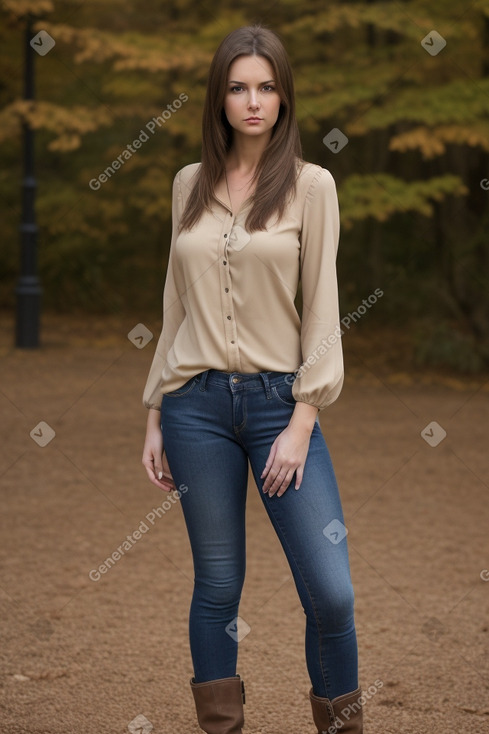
[1,0,489,369]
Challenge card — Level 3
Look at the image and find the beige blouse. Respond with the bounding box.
[143,159,344,412]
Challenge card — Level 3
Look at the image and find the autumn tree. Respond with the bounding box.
[1,0,488,368]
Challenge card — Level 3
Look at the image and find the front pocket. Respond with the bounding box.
[164,376,198,397]
[271,380,297,406]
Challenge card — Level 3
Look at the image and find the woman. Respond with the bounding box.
[142,24,363,734]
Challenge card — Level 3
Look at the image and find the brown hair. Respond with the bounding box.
[178,24,304,234]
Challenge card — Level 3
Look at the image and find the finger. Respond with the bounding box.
[161,470,177,491]
[157,466,176,491]
[145,467,172,491]
[160,468,176,486]
[144,465,167,489]
[276,471,295,497]
[160,478,176,492]
[262,463,281,492]
[143,457,174,492]
[261,463,271,479]
[266,468,292,496]
[294,466,303,490]
[142,451,160,476]
[268,476,287,497]
[262,472,275,492]
[161,450,177,484]
[142,456,157,479]
[160,469,176,491]
[261,444,276,479]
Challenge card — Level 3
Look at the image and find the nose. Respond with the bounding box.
[248,90,259,109]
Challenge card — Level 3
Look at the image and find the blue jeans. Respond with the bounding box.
[160,369,358,699]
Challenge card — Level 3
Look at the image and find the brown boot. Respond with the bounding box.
[190,675,245,734]
[309,686,363,733]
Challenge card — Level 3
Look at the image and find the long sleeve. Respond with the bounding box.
[142,169,186,409]
[291,167,344,411]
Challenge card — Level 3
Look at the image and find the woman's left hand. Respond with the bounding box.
[260,423,313,497]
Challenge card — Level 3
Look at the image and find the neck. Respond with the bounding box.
[226,128,272,173]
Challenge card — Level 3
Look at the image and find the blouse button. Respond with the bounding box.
[225,287,229,292]
[223,260,227,265]
[224,233,228,237]
[231,340,235,344]
[227,315,231,320]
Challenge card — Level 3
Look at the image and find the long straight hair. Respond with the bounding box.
[178,24,304,234]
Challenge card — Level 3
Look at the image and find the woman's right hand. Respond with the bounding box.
[142,408,177,492]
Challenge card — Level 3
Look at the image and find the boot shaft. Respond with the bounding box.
[309,686,363,734]
[190,675,245,734]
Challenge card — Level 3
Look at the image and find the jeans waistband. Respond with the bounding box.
[196,369,295,397]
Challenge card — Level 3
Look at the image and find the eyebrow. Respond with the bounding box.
[228,79,275,85]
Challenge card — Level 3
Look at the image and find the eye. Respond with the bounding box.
[229,85,276,93]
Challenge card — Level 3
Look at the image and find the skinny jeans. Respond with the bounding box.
[160,368,358,699]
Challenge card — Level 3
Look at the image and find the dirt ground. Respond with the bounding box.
[1,312,488,734]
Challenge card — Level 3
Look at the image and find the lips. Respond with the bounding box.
[245,117,262,121]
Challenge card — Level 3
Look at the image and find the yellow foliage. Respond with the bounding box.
[36,21,212,72]
[390,125,489,158]
[2,0,53,19]
[0,100,113,150]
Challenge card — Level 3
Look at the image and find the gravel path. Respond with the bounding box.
[1,314,488,733]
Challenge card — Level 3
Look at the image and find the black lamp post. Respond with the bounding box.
[15,13,42,348]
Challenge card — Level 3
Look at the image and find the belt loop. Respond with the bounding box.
[260,372,272,399]
[199,369,210,391]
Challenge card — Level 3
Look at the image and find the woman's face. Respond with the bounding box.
[223,54,281,141]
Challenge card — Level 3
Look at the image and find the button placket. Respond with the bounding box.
[219,210,240,367]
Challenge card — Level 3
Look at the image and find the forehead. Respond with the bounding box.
[227,54,275,80]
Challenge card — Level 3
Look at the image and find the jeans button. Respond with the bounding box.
[232,376,240,383]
